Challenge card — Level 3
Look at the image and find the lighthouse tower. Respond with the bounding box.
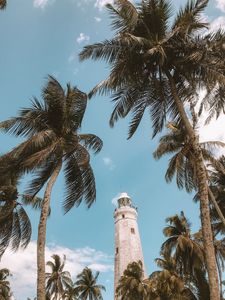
[114,192,146,298]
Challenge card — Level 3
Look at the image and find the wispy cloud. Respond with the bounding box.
[33,0,54,9]
[95,16,102,22]
[196,89,225,157]
[103,157,115,170]
[76,33,90,44]
[1,241,113,299]
[216,0,225,12]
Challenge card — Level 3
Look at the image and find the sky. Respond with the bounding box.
[0,0,225,299]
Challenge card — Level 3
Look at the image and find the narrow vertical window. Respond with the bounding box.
[122,214,125,218]
[116,247,119,254]
[131,228,135,234]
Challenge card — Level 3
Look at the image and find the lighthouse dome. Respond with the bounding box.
[118,192,132,207]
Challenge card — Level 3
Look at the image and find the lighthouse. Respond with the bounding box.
[114,192,146,298]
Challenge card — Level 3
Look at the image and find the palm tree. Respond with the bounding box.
[0,268,11,300]
[0,150,44,298]
[148,254,196,300]
[208,156,225,235]
[213,238,225,300]
[161,212,205,275]
[153,123,225,226]
[0,0,6,10]
[62,281,79,300]
[116,260,148,300]
[75,267,105,300]
[45,254,72,300]
[0,76,103,300]
[0,158,42,257]
[79,1,225,297]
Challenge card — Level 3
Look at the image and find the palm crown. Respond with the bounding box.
[45,254,73,300]
[116,261,148,300]
[75,267,105,300]
[0,76,103,212]
[80,0,225,138]
[153,123,225,193]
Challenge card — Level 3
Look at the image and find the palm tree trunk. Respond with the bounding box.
[166,72,220,300]
[208,188,225,228]
[37,162,62,300]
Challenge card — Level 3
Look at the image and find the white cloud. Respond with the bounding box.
[103,157,115,170]
[33,0,54,9]
[95,17,102,22]
[94,0,114,11]
[76,33,90,44]
[210,16,225,31]
[196,89,225,157]
[1,241,113,299]
[216,0,225,12]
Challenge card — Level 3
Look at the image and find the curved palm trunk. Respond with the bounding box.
[208,188,225,228]
[166,73,220,300]
[37,162,62,300]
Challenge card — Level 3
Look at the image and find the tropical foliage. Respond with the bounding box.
[1,1,225,300]
[0,76,103,300]
[75,267,105,300]
[0,0,6,10]
[80,1,225,298]
[0,268,11,300]
[116,260,148,300]
[46,254,73,300]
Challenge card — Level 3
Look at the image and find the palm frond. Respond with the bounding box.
[106,0,139,32]
[79,134,103,154]
[0,0,7,9]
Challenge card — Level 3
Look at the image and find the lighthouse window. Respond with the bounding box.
[116,247,119,254]
[131,228,135,234]
[122,214,125,218]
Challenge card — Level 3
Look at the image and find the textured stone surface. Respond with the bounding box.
[114,195,146,298]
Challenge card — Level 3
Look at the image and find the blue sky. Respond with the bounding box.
[0,0,225,299]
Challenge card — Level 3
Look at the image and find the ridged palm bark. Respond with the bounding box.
[79,1,225,298]
[0,76,103,300]
[75,267,105,300]
[208,156,225,235]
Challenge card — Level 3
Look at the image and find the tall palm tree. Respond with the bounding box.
[0,76,103,300]
[46,254,72,300]
[75,267,105,300]
[161,212,205,275]
[79,1,225,298]
[0,0,6,10]
[0,268,11,300]
[116,260,149,300]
